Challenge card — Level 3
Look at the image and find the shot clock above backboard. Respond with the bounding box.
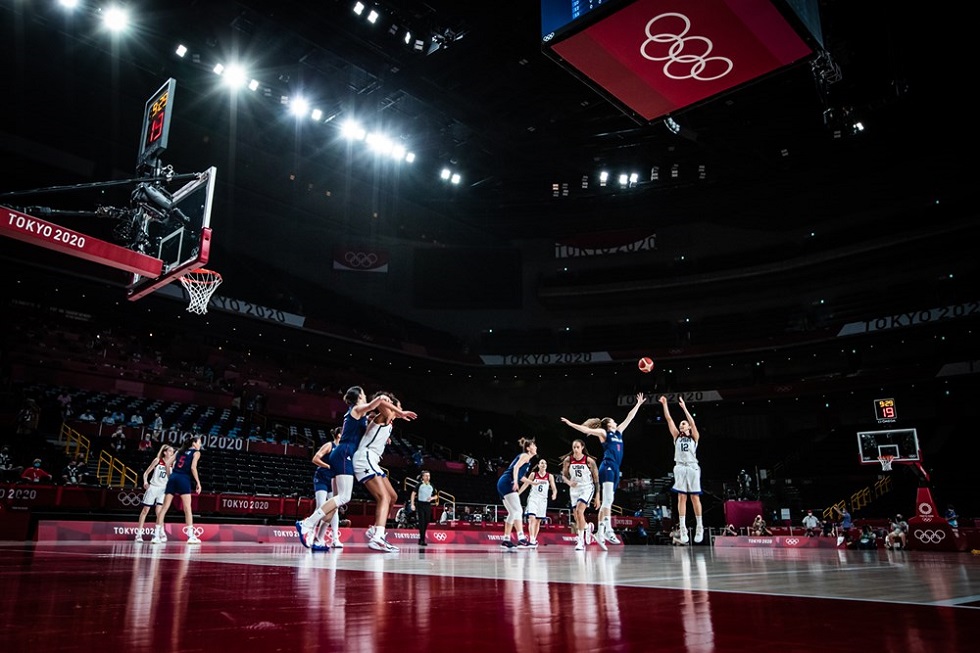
[874,398,897,424]
[138,78,176,170]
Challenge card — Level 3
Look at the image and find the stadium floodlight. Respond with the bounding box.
[175,44,188,57]
[289,97,310,118]
[102,7,129,32]
[353,2,365,16]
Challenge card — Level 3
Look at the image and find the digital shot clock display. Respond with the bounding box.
[138,78,176,168]
[874,398,897,423]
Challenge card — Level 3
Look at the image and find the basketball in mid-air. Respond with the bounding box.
[638,357,654,373]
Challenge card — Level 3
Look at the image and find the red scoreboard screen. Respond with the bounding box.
[544,0,816,123]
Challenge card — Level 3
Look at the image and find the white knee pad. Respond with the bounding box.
[601,482,615,510]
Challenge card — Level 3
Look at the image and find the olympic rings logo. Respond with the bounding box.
[784,538,800,546]
[640,13,734,81]
[117,491,144,507]
[913,529,946,544]
[433,532,447,541]
[918,502,934,515]
[183,526,205,538]
[343,252,379,269]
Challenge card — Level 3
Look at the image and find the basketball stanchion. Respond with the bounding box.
[178,268,222,314]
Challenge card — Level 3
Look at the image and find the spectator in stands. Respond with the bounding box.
[15,398,40,437]
[856,524,877,550]
[111,409,126,424]
[945,505,959,528]
[129,413,144,427]
[751,515,772,536]
[78,408,96,422]
[21,458,53,484]
[0,446,24,482]
[840,506,853,531]
[736,469,753,500]
[136,444,174,542]
[821,516,836,537]
[519,458,557,548]
[73,453,94,485]
[138,431,154,452]
[153,434,203,544]
[802,509,821,537]
[885,514,908,550]
[411,446,425,469]
[723,523,738,536]
[110,425,127,454]
[101,412,115,426]
[56,391,73,421]
[150,413,164,437]
[61,458,82,485]
[410,469,437,546]
[439,504,454,524]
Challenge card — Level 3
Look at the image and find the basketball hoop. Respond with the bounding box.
[878,455,895,472]
[178,268,222,314]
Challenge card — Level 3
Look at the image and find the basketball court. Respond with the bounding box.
[0,540,977,651]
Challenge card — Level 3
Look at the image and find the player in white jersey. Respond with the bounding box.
[135,444,174,542]
[354,392,412,552]
[561,439,600,550]
[520,458,557,547]
[659,395,703,544]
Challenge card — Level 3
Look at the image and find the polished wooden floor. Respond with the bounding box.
[1,540,977,652]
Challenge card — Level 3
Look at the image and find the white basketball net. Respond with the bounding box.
[178,269,222,314]
[878,456,894,472]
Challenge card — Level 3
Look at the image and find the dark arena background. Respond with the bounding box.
[1,1,977,651]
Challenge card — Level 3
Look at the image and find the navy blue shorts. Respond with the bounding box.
[165,473,194,495]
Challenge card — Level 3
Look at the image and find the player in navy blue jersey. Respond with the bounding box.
[296,386,416,548]
[309,427,342,550]
[496,437,537,549]
[153,434,203,544]
[561,392,645,546]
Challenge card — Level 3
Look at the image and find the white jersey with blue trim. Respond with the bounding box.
[674,434,698,464]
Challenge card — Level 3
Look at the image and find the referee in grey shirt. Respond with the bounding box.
[411,470,435,546]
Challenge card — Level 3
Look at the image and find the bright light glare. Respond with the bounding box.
[247,79,260,92]
[59,0,80,8]
[450,173,461,185]
[440,168,451,180]
[404,31,411,44]
[212,63,225,75]
[629,172,639,184]
[310,108,322,121]
[175,44,188,57]
[223,65,248,88]
[289,97,310,117]
[366,133,395,156]
[341,120,367,141]
[618,174,628,186]
[102,7,129,32]
[353,2,365,15]
[367,10,379,23]
[599,171,609,182]
[391,144,406,160]
[405,152,416,163]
